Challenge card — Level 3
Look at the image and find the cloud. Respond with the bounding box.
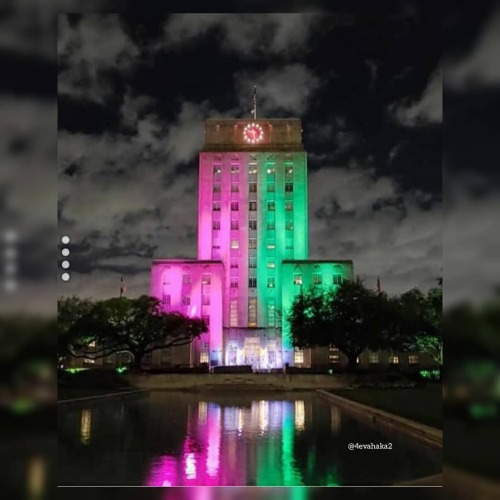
[164,13,322,58]
[235,64,321,116]
[58,14,140,102]
[447,8,500,89]
[308,165,442,295]
[389,66,443,126]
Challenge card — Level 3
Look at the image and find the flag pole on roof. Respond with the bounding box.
[251,85,257,120]
[120,276,126,297]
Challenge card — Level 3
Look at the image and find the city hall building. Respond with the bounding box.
[149,117,354,370]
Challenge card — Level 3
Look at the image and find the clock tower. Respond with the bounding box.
[198,118,307,367]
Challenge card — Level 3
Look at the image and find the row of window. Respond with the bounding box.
[293,274,343,286]
[213,165,294,176]
[212,220,293,231]
[213,183,293,193]
[213,201,293,211]
[294,352,421,365]
[162,294,211,306]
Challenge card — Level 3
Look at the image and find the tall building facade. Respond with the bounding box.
[150,117,354,369]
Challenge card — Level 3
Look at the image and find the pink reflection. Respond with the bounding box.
[146,402,221,486]
[147,455,177,487]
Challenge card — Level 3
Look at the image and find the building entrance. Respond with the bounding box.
[244,337,261,369]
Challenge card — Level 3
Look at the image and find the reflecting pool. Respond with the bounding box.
[58,391,441,486]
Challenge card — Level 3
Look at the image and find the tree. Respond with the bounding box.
[287,278,396,370]
[59,295,207,370]
[399,284,443,365]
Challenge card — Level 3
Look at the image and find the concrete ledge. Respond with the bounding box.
[58,389,150,406]
[316,389,442,449]
[126,373,350,390]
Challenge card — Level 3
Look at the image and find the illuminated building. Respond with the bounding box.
[150,117,354,368]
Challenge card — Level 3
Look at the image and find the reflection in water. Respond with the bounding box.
[147,399,306,486]
[294,400,305,431]
[80,409,92,445]
[28,456,45,499]
[59,392,441,486]
[331,406,342,434]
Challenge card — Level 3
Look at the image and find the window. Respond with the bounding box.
[249,219,257,230]
[248,298,257,327]
[200,352,209,364]
[161,352,172,364]
[249,182,257,193]
[182,295,190,305]
[267,221,275,230]
[202,315,210,327]
[212,220,220,230]
[267,183,275,192]
[213,202,221,211]
[267,201,275,211]
[84,358,95,364]
[162,294,171,305]
[231,183,239,192]
[267,259,275,269]
[285,201,293,211]
[182,274,191,285]
[248,164,257,174]
[285,221,294,231]
[213,184,221,193]
[369,353,379,364]
[313,273,322,285]
[267,277,275,288]
[231,220,239,230]
[249,257,257,268]
[329,345,339,352]
[408,355,419,364]
[230,258,238,269]
[230,278,238,288]
[329,354,340,363]
[267,240,276,250]
[230,300,238,327]
[231,165,239,174]
[231,240,239,249]
[293,274,303,285]
[88,341,96,348]
[202,274,211,285]
[213,165,222,175]
[285,166,293,175]
[333,274,343,285]
[294,350,304,364]
[285,182,293,192]
[285,238,294,250]
[249,277,257,288]
[249,238,257,249]
[231,202,239,211]
[202,294,210,305]
[249,201,257,211]
[389,355,399,364]
[267,301,275,322]
[267,166,275,175]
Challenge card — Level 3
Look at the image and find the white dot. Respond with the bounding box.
[61,248,70,257]
[61,260,70,269]
[61,236,70,244]
[62,273,70,281]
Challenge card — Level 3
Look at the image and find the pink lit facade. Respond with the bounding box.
[150,118,354,369]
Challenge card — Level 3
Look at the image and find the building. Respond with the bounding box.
[150,117,354,370]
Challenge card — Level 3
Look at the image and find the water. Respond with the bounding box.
[58,391,441,486]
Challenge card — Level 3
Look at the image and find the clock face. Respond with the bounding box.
[243,123,264,144]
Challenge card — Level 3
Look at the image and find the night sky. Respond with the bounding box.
[57,11,446,300]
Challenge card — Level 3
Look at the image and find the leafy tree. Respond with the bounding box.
[399,284,443,365]
[58,295,207,370]
[288,278,396,370]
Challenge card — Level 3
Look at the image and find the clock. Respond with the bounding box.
[243,123,264,144]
